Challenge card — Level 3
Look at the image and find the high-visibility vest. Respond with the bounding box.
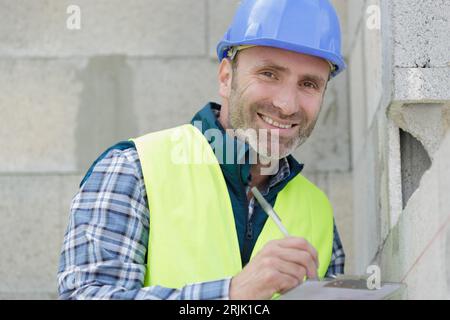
[131,124,333,289]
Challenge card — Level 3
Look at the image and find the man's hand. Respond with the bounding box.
[229,237,319,300]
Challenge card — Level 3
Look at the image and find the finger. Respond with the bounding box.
[277,237,319,268]
[278,237,318,263]
[277,248,318,279]
[274,259,308,282]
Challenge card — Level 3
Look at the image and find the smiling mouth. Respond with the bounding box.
[257,113,298,129]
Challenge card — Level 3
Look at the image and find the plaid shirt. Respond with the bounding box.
[58,147,345,300]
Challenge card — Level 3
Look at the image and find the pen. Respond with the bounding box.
[251,186,320,280]
[251,186,290,237]
[251,187,318,280]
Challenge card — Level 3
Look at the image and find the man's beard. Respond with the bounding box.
[227,86,318,162]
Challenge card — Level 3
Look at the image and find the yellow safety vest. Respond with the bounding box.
[131,124,333,290]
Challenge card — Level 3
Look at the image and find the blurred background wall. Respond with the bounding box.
[0,0,448,299]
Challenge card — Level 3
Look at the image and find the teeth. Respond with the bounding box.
[261,115,293,129]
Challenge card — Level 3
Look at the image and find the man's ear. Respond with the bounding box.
[218,58,233,98]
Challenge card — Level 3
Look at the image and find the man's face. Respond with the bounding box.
[219,46,330,160]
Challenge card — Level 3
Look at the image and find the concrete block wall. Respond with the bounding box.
[0,0,354,299]
[348,0,450,299]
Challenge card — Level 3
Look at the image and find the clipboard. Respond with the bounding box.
[279,275,406,300]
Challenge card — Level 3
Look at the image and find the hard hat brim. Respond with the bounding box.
[217,39,346,78]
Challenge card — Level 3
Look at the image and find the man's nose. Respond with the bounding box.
[272,86,298,116]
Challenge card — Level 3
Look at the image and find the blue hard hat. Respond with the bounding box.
[217,0,346,78]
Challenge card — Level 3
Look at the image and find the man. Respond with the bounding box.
[58,0,346,300]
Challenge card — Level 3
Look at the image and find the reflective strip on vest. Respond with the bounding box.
[131,124,333,290]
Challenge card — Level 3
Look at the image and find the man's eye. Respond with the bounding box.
[302,81,317,89]
[261,71,276,79]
